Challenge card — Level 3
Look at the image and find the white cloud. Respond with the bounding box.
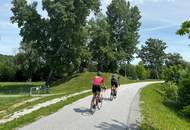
[141,24,178,32]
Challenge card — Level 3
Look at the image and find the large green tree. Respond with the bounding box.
[11,0,100,84]
[107,0,141,63]
[139,38,167,79]
[88,14,117,72]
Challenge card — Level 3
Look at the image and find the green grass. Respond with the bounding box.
[0,96,31,119]
[140,83,190,130]
[0,82,45,94]
[0,92,91,130]
[50,72,136,94]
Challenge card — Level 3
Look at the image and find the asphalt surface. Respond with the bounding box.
[19,82,162,130]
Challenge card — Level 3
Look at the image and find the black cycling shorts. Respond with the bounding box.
[92,85,101,93]
[111,81,118,88]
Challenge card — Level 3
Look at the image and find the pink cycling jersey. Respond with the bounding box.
[93,76,104,86]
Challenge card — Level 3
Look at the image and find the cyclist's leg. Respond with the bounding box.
[114,83,118,96]
[91,85,96,108]
[111,84,115,95]
[97,86,101,102]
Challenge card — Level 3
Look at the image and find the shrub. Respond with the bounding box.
[136,62,149,80]
[163,66,181,84]
[181,105,190,118]
[162,82,178,103]
[178,77,190,107]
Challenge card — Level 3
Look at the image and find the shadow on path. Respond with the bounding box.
[73,107,92,116]
[95,119,127,130]
[102,97,112,101]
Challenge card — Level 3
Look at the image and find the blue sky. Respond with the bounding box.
[0,0,190,63]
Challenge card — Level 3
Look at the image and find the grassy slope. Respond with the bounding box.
[50,72,136,94]
[140,83,190,130]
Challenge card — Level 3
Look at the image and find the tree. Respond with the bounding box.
[88,14,117,72]
[107,0,141,64]
[15,42,43,81]
[11,0,100,84]
[177,20,190,39]
[119,64,137,79]
[165,53,185,67]
[136,61,149,80]
[139,38,167,79]
[0,54,16,81]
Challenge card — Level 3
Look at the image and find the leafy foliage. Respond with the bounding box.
[107,0,141,63]
[162,82,178,103]
[88,14,117,72]
[178,76,190,107]
[139,38,167,79]
[136,61,150,80]
[0,55,16,81]
[177,20,190,39]
[165,53,185,67]
[11,0,100,84]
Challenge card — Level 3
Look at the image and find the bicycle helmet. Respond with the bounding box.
[97,71,102,76]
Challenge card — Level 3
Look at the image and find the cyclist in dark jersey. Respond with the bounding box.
[111,73,120,96]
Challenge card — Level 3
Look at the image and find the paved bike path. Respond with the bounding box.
[19,82,162,130]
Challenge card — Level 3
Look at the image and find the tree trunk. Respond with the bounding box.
[46,70,53,85]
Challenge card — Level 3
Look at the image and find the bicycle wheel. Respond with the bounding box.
[96,96,103,110]
[110,89,114,101]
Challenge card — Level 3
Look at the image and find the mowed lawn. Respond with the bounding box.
[140,83,190,130]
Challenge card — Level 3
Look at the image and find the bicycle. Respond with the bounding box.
[110,85,117,101]
[90,87,106,113]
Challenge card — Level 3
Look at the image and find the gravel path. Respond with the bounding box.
[19,81,162,130]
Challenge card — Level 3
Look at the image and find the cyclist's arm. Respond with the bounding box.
[102,78,107,89]
[118,76,120,86]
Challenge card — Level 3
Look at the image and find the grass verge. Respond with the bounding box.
[0,92,91,130]
[0,96,31,119]
[140,83,190,130]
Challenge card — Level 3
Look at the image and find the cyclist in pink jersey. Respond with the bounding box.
[90,72,105,109]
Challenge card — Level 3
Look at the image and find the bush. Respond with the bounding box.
[162,82,178,103]
[163,66,181,84]
[136,62,149,80]
[181,105,190,118]
[178,77,190,107]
